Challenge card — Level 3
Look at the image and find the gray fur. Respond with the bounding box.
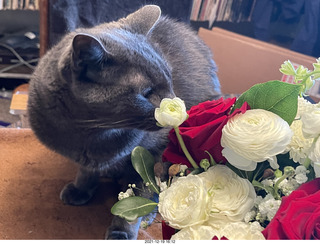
[27,5,221,240]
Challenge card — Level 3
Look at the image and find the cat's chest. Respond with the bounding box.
[83,128,145,155]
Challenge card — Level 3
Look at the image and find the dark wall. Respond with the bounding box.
[48,0,193,48]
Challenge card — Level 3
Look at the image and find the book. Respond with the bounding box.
[191,0,256,24]
[199,0,209,21]
[190,0,203,21]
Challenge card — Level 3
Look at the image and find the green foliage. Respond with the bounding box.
[131,146,160,194]
[111,196,158,222]
[233,80,300,125]
[225,162,254,181]
[280,60,296,76]
[205,151,217,166]
[313,60,320,79]
[280,58,320,95]
[252,180,276,197]
[307,166,316,182]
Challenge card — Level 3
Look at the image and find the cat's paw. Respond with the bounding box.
[60,182,95,205]
[105,216,141,240]
[106,231,129,240]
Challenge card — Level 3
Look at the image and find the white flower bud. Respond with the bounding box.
[155,97,188,127]
[118,192,125,200]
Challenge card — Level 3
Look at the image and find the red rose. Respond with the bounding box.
[162,221,176,240]
[263,178,320,240]
[162,97,249,167]
[212,236,228,240]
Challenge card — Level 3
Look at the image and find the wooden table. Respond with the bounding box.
[0,128,161,239]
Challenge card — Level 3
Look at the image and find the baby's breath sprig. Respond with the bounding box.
[280,58,320,96]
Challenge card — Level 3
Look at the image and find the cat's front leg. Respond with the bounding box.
[60,166,100,205]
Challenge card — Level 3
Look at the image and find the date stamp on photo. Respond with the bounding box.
[145,240,176,244]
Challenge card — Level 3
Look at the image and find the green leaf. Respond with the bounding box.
[131,146,160,194]
[111,196,158,222]
[233,80,300,125]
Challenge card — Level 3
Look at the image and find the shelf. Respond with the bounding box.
[0,72,32,79]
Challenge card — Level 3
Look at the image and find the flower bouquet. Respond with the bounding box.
[111,59,320,240]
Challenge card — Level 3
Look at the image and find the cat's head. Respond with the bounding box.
[59,5,175,131]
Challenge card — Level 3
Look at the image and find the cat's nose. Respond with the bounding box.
[163,90,176,99]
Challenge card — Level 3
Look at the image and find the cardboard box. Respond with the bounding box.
[198,27,319,101]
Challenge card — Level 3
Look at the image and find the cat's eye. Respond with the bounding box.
[142,87,153,98]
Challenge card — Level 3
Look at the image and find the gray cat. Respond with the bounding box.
[27,5,221,240]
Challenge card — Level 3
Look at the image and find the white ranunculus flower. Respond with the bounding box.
[287,120,313,164]
[171,221,265,240]
[154,97,187,127]
[309,138,320,163]
[221,109,293,171]
[170,224,219,240]
[219,221,265,240]
[158,174,209,229]
[301,108,320,138]
[200,165,256,223]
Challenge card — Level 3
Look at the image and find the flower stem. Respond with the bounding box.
[174,127,199,169]
[273,168,294,200]
[303,157,312,169]
[273,175,285,200]
[299,70,320,95]
[302,70,320,82]
[253,163,264,182]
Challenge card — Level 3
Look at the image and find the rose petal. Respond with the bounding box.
[263,178,320,240]
[162,221,176,240]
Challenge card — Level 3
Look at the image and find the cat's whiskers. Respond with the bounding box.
[74,118,143,129]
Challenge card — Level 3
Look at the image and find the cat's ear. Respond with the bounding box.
[124,5,161,35]
[72,33,107,70]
